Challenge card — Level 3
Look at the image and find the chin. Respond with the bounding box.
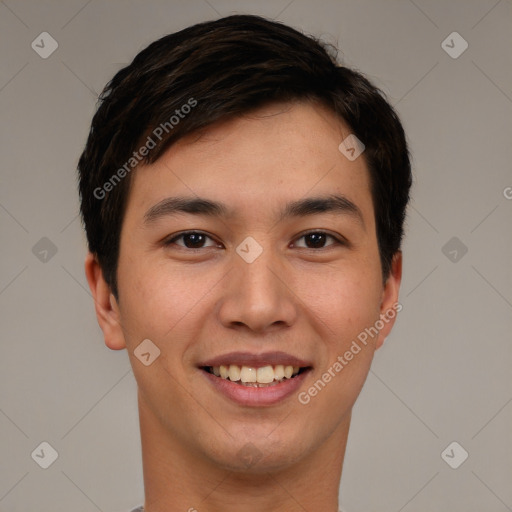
[204,430,311,474]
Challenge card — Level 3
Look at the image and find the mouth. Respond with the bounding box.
[198,352,313,406]
[198,351,313,406]
[201,364,311,387]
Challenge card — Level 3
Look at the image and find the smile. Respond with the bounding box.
[200,365,312,406]
[204,364,306,387]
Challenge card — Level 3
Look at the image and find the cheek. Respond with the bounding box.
[297,271,381,418]
[117,253,220,346]
[116,259,208,411]
[296,260,383,345]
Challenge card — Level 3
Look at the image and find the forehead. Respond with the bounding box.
[127,100,374,225]
[171,100,356,173]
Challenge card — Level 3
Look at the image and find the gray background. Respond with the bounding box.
[1,0,511,511]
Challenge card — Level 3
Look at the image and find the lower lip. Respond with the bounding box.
[201,369,311,407]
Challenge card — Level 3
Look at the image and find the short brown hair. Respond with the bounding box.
[78,14,412,297]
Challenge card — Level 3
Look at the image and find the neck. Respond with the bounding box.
[138,391,350,512]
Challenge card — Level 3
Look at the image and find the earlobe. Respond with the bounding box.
[84,253,127,350]
[375,251,403,350]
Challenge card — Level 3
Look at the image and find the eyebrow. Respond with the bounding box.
[144,194,365,228]
[279,195,364,227]
[144,196,230,223]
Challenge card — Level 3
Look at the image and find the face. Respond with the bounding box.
[88,100,401,473]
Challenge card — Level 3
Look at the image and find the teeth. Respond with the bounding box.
[219,365,229,379]
[228,365,241,382]
[274,365,285,380]
[256,366,274,384]
[209,364,301,384]
[240,366,257,383]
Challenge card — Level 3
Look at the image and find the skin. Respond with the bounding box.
[86,100,402,512]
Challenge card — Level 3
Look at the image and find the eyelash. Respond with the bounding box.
[163,230,346,251]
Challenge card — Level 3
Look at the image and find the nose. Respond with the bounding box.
[216,245,298,334]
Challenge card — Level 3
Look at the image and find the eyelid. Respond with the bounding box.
[164,229,347,250]
[292,229,347,248]
[164,230,221,248]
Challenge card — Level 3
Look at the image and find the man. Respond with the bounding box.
[78,14,411,512]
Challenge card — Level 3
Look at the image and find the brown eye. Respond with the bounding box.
[181,233,207,248]
[165,231,219,249]
[294,231,342,249]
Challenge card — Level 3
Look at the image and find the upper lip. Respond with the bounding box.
[198,351,313,369]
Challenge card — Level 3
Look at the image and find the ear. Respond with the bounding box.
[84,252,126,350]
[375,251,402,350]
